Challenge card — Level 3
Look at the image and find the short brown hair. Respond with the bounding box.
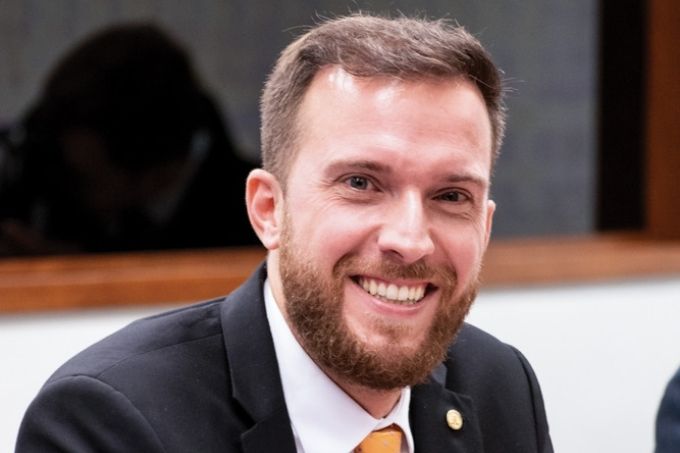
[260,13,506,184]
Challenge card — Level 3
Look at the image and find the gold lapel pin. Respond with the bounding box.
[446,409,463,431]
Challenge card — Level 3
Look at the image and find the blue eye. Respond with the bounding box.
[347,176,370,190]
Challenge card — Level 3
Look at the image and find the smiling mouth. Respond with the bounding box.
[353,276,434,305]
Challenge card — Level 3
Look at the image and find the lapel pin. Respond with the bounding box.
[446,409,463,431]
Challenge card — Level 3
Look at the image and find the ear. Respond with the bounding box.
[482,199,496,251]
[246,169,284,250]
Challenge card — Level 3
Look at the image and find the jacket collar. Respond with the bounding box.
[220,263,297,453]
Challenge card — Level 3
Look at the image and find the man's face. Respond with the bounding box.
[274,67,495,389]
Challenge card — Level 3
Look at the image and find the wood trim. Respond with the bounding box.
[646,0,680,238]
[0,247,266,313]
[2,234,679,313]
[481,233,680,287]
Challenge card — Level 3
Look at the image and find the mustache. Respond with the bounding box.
[334,255,457,285]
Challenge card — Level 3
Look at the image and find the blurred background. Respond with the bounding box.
[1,1,678,453]
[1,0,607,255]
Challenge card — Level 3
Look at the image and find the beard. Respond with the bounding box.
[278,217,479,390]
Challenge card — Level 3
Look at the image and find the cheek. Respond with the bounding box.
[287,199,373,262]
[319,216,372,262]
[436,225,487,285]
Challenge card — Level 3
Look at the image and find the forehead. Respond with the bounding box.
[290,66,493,179]
[299,66,492,144]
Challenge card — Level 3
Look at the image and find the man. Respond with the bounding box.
[16,14,553,452]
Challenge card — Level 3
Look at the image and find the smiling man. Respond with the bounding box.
[17,14,553,453]
[254,69,495,418]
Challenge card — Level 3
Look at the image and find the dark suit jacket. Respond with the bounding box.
[16,264,553,452]
[656,365,680,453]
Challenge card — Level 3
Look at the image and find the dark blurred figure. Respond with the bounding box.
[0,23,258,256]
[656,365,680,453]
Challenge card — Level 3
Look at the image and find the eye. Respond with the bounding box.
[436,190,469,203]
[346,175,372,190]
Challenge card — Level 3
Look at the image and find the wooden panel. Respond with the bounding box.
[647,0,680,238]
[482,234,680,287]
[2,235,680,313]
[0,247,266,312]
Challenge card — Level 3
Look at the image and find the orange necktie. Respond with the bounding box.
[354,425,402,453]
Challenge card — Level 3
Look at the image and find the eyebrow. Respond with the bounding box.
[323,159,392,176]
[443,173,489,190]
[324,158,489,189]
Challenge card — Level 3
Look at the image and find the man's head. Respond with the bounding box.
[260,14,506,187]
[248,14,503,392]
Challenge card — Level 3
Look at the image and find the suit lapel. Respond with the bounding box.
[220,264,297,453]
[410,364,484,452]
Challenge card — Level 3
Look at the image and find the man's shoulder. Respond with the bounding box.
[18,295,258,452]
[451,322,518,360]
[48,296,228,384]
[442,322,547,419]
[446,322,534,387]
[439,323,552,452]
[40,264,267,393]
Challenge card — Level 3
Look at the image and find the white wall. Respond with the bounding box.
[2,277,679,452]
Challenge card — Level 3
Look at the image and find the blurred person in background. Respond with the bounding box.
[656,365,680,452]
[0,23,258,256]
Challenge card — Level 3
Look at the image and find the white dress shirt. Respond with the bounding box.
[264,279,415,453]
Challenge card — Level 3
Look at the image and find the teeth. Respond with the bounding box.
[369,279,377,295]
[359,277,428,304]
[386,284,398,300]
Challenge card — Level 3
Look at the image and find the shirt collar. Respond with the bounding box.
[264,279,414,453]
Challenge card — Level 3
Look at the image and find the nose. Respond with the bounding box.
[377,191,435,264]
